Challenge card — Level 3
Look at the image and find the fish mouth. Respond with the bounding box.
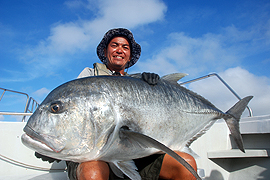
[21,133,54,152]
[22,125,66,153]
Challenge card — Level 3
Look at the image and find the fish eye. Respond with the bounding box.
[49,101,63,113]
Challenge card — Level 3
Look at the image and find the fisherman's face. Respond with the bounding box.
[105,37,131,72]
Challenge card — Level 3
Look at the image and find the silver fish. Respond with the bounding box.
[21,73,252,180]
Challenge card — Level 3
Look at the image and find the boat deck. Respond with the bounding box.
[0,122,68,180]
[1,74,269,179]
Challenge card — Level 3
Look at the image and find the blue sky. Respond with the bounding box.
[1,0,270,121]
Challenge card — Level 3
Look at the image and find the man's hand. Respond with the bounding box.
[142,72,160,85]
[35,152,61,163]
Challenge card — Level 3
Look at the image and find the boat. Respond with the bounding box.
[1,73,269,180]
[0,87,68,180]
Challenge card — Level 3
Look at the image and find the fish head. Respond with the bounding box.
[21,78,116,162]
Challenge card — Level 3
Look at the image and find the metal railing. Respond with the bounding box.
[179,73,253,117]
[0,87,39,122]
[0,73,253,121]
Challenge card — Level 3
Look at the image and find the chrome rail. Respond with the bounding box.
[179,73,253,117]
[0,73,253,121]
[0,87,39,122]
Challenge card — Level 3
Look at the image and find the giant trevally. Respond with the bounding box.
[21,73,253,180]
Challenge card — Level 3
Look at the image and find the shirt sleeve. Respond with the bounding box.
[77,67,94,79]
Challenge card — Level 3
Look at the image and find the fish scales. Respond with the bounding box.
[23,76,224,155]
[21,74,253,180]
[71,76,222,152]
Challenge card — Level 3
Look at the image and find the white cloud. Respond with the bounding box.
[134,22,270,116]
[64,0,87,9]
[12,115,25,122]
[0,115,4,121]
[47,22,92,54]
[32,87,51,103]
[32,87,50,97]
[136,21,270,77]
[187,67,270,117]
[20,0,167,80]
[97,0,166,28]
[137,32,240,76]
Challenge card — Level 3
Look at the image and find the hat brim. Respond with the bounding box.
[97,28,141,68]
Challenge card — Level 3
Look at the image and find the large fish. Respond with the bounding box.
[21,74,252,180]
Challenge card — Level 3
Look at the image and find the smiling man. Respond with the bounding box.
[72,28,197,180]
[35,28,196,180]
[104,36,131,74]
[77,28,142,78]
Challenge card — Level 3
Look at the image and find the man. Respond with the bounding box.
[37,28,197,180]
[72,28,197,180]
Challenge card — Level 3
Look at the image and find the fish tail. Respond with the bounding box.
[224,96,253,153]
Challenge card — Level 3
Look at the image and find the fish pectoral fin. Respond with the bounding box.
[120,127,202,180]
[127,73,142,79]
[110,160,140,180]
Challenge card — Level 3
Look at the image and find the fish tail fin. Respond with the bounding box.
[224,96,253,153]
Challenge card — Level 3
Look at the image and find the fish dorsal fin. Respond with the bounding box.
[127,73,142,79]
[161,73,188,83]
[119,127,201,180]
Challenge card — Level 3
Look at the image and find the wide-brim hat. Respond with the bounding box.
[97,28,141,68]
